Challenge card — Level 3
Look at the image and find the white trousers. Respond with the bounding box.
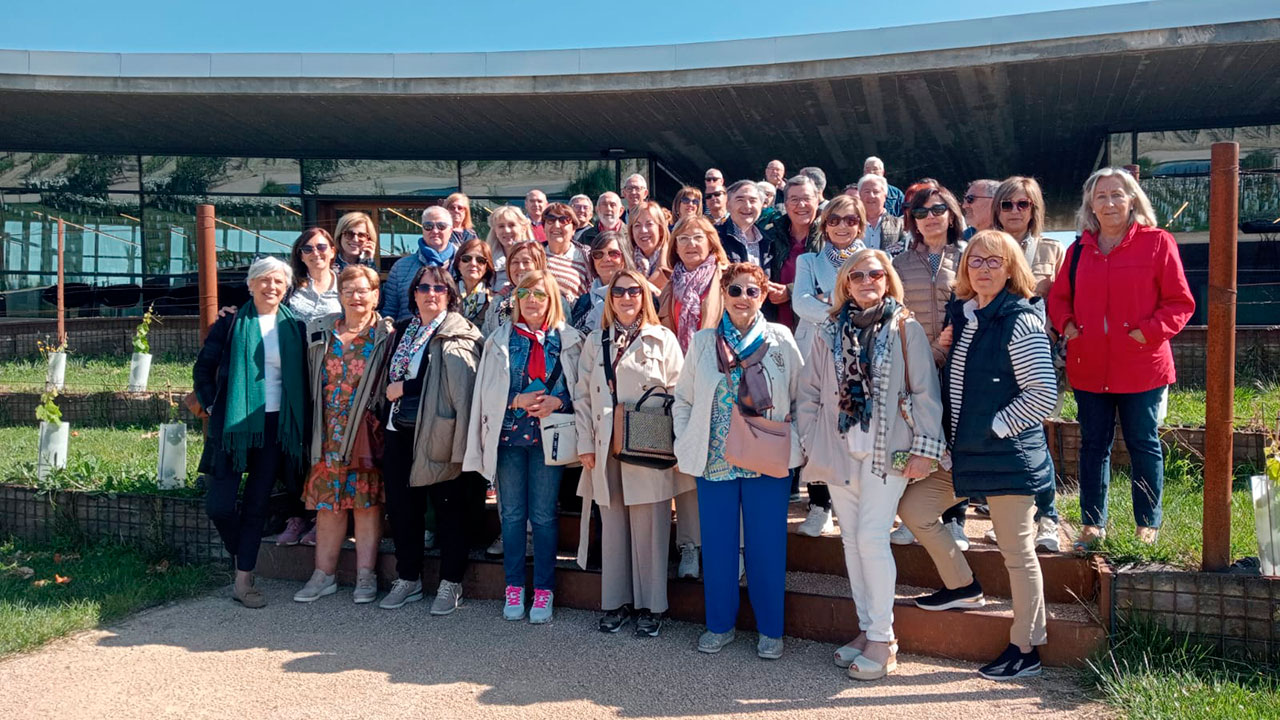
[827,458,908,643]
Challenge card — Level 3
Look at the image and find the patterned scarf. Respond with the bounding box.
[460,281,488,321]
[221,302,306,472]
[716,312,773,415]
[611,318,642,368]
[823,242,860,270]
[671,255,718,352]
[833,297,898,434]
[514,321,549,381]
[389,311,445,382]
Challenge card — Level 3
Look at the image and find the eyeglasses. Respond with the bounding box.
[910,204,949,219]
[414,283,449,295]
[963,194,992,204]
[342,230,371,241]
[999,199,1033,212]
[300,243,330,255]
[515,288,549,300]
[726,284,762,299]
[341,287,374,297]
[610,286,644,298]
[678,197,700,206]
[850,269,887,283]
[591,249,624,261]
[825,215,861,228]
[675,234,706,245]
[458,254,487,265]
[705,190,726,199]
[423,221,451,232]
[967,255,1006,269]
[544,214,573,225]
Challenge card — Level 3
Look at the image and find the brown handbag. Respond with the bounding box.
[603,332,677,469]
[724,404,791,479]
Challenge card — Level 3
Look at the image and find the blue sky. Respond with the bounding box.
[8,0,1133,53]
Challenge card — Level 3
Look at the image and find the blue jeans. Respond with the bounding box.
[496,445,564,590]
[1074,385,1165,528]
[697,474,789,639]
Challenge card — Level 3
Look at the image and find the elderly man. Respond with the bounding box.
[576,191,625,246]
[381,205,456,322]
[863,156,904,216]
[717,180,768,266]
[858,174,906,255]
[764,160,786,191]
[525,188,549,242]
[704,183,729,226]
[621,173,649,216]
[703,167,725,193]
[569,193,595,241]
[961,179,999,240]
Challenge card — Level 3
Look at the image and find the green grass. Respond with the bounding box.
[0,425,205,495]
[0,353,195,393]
[0,538,226,655]
[1084,617,1280,720]
[1056,382,1280,430]
[1058,451,1261,567]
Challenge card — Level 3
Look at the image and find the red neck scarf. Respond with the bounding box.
[514,321,549,380]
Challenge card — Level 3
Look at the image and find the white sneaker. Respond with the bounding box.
[795,505,834,537]
[889,524,917,545]
[353,568,378,604]
[946,520,971,552]
[293,569,337,603]
[984,527,999,544]
[1036,517,1061,553]
[678,543,700,579]
[423,530,436,550]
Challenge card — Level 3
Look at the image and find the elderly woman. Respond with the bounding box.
[791,194,868,538]
[195,257,309,609]
[797,250,943,680]
[452,237,497,328]
[569,230,638,334]
[760,175,823,328]
[1048,168,1194,549]
[673,262,803,660]
[383,206,456,323]
[464,270,583,625]
[486,205,535,290]
[379,265,483,613]
[672,186,703,222]
[575,269,685,637]
[543,201,591,301]
[293,265,396,605]
[901,230,1058,680]
[627,200,672,290]
[445,192,478,247]
[334,211,378,271]
[858,175,906,256]
[482,240,549,337]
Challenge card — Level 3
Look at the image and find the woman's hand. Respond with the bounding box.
[529,395,563,418]
[579,453,596,470]
[937,325,954,351]
[216,305,238,318]
[1063,321,1080,340]
[386,381,404,402]
[766,281,789,304]
[903,455,935,480]
[511,391,545,411]
[1128,328,1147,344]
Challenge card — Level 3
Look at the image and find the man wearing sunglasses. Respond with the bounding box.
[382,205,458,322]
[961,179,999,241]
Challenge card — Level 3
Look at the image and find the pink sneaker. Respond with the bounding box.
[529,589,554,624]
[299,525,318,547]
[276,517,307,546]
[503,585,525,621]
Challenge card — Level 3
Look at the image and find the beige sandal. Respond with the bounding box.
[834,633,869,668]
[848,641,897,681]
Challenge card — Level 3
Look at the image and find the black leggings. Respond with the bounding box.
[206,413,281,573]
[808,482,831,510]
[942,499,968,525]
[383,425,474,584]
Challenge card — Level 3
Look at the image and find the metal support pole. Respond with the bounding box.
[1203,142,1238,572]
[56,219,66,347]
[196,204,218,344]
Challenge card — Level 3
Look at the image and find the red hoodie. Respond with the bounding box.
[1047,223,1195,394]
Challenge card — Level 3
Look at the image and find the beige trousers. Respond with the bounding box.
[600,458,672,614]
[898,471,973,589]
[674,489,700,547]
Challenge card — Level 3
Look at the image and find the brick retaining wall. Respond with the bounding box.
[0,391,201,427]
[0,317,201,358]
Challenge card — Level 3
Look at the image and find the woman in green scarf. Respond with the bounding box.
[195,257,309,610]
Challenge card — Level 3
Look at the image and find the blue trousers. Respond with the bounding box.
[1075,385,1166,528]
[697,474,789,638]
[496,445,563,590]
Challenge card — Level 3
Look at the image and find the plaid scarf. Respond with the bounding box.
[823,242,860,270]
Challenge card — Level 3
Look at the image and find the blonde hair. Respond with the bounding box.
[445,192,473,230]
[828,248,903,318]
[953,230,1036,300]
[334,212,375,256]
[992,175,1046,239]
[1077,167,1159,235]
[665,214,729,271]
[816,194,867,251]
[486,205,534,258]
[600,269,660,328]
[510,270,565,328]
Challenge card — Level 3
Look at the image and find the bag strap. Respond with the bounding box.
[601,329,618,406]
[1068,240,1084,299]
[896,310,917,430]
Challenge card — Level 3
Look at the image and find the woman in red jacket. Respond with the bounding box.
[1047,168,1194,549]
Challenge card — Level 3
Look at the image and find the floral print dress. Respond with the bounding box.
[304,326,383,511]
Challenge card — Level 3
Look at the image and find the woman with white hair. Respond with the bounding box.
[193,256,310,609]
[1048,168,1194,550]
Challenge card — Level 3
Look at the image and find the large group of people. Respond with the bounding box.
[194,157,1194,682]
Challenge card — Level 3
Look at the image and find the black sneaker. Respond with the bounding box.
[915,579,985,611]
[598,605,633,633]
[978,644,1042,680]
[634,610,663,637]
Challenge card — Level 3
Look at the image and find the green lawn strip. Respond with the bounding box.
[0,425,205,495]
[0,538,227,656]
[1083,617,1280,720]
[1055,382,1280,430]
[0,354,195,393]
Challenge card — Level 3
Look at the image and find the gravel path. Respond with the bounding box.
[0,579,1110,720]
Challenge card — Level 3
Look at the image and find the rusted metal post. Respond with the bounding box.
[56,218,66,347]
[1203,141,1238,572]
[196,204,218,343]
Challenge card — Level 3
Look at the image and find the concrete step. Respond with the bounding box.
[254,542,1104,668]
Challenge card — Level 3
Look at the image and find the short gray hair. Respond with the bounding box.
[622,173,647,189]
[421,205,451,225]
[864,156,885,171]
[757,181,778,203]
[246,256,293,286]
[569,193,591,205]
[726,179,761,200]
[968,178,1000,196]
[857,174,888,193]
[798,166,826,195]
[784,175,818,200]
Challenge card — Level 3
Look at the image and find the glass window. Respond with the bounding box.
[460,160,612,199]
[143,195,302,276]
[143,156,301,195]
[302,159,456,196]
[0,192,142,293]
[0,153,139,194]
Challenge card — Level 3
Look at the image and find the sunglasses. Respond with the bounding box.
[850,269,887,283]
[591,249,624,261]
[678,197,700,205]
[826,215,861,228]
[414,283,450,295]
[1000,199,1033,212]
[458,254,487,265]
[910,204,949,219]
[342,230,371,240]
[967,256,1006,269]
[515,288,549,300]
[705,190,726,199]
[422,221,451,232]
[963,194,991,204]
[610,286,644,298]
[300,243,330,255]
[726,284,762,299]
[544,214,573,225]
